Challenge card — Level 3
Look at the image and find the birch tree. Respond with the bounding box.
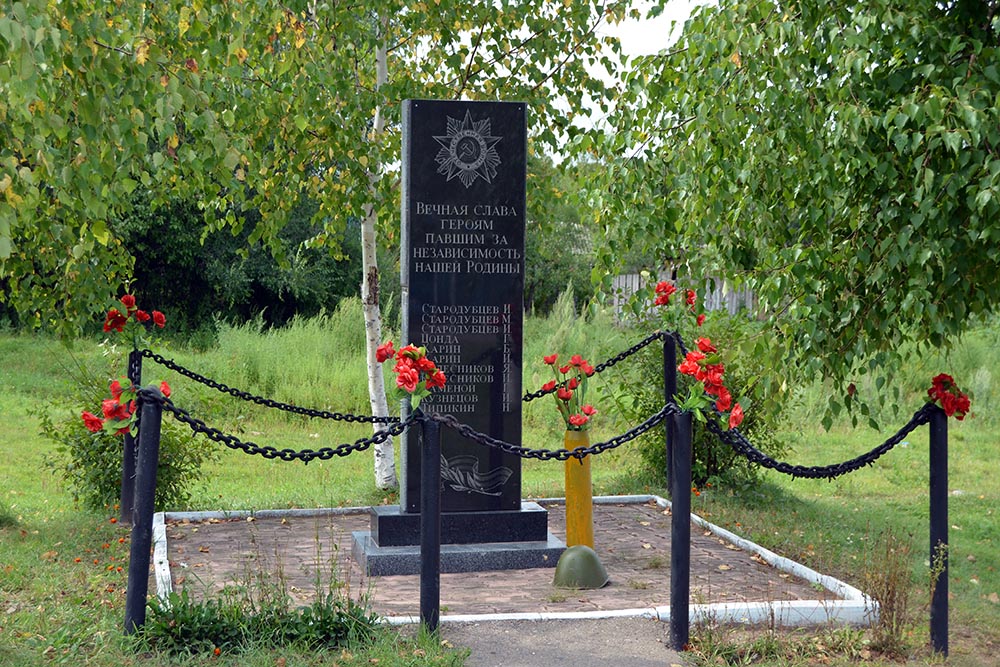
[1,0,631,487]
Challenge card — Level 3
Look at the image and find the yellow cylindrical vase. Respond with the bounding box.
[564,429,594,548]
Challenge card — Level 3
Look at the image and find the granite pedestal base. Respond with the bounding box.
[352,501,565,575]
[351,530,565,576]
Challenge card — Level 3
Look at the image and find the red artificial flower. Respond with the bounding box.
[568,377,580,390]
[728,403,744,429]
[417,356,437,372]
[82,411,104,432]
[696,337,717,353]
[654,281,677,297]
[581,361,595,376]
[715,387,732,412]
[541,380,556,392]
[395,366,420,393]
[102,399,123,420]
[397,344,421,359]
[103,309,128,333]
[151,310,166,328]
[425,370,447,389]
[135,309,150,323]
[704,365,725,388]
[678,350,706,378]
[582,404,597,416]
[931,373,955,388]
[160,381,171,398]
[110,379,125,400]
[568,414,589,427]
[559,365,571,374]
[696,314,706,327]
[120,294,137,312]
[569,354,585,368]
[543,354,558,365]
[678,358,701,377]
[376,340,396,363]
[393,356,416,375]
[557,387,574,402]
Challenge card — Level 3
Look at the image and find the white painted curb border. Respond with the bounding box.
[152,495,876,627]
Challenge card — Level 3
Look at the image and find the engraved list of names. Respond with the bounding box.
[400,100,525,514]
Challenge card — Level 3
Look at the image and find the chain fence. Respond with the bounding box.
[140,330,934,479]
[432,402,681,462]
[142,349,399,424]
[521,330,667,402]
[704,404,935,480]
[137,388,417,463]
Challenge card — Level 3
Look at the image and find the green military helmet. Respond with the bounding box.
[552,545,610,589]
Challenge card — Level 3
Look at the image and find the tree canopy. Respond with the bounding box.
[1,0,631,333]
[596,0,1000,420]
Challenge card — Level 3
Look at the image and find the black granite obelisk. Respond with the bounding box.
[400,99,526,514]
[353,100,562,574]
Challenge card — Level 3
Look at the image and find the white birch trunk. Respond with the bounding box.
[363,17,397,491]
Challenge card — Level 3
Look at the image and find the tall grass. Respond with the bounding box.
[156,298,377,427]
[784,316,1000,430]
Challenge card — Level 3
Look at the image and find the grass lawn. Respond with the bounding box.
[2,326,999,666]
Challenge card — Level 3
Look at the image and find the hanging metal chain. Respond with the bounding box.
[431,402,681,461]
[703,404,936,480]
[522,331,667,402]
[138,388,417,463]
[141,349,398,424]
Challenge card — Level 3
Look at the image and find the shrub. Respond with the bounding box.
[608,313,790,486]
[37,355,218,511]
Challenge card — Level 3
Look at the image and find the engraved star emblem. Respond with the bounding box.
[433,110,502,188]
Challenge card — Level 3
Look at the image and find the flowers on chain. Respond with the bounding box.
[82,378,172,436]
[654,281,706,328]
[103,293,166,349]
[653,281,745,429]
[927,373,971,420]
[677,337,745,429]
[376,341,447,409]
[540,353,597,431]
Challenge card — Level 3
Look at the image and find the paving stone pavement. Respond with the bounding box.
[164,500,836,615]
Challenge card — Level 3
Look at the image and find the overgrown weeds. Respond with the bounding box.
[689,618,875,666]
[141,522,378,654]
[862,527,915,658]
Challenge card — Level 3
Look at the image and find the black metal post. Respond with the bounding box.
[670,410,693,651]
[929,406,949,656]
[419,412,441,633]
[124,387,162,635]
[120,349,142,525]
[663,333,677,494]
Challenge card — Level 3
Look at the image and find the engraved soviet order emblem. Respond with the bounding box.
[433,110,502,188]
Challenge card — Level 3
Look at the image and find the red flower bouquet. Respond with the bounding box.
[377,341,447,409]
[540,353,597,431]
[927,373,971,420]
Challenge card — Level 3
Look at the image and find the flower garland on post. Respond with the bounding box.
[81,294,170,436]
[653,280,744,429]
[927,374,971,420]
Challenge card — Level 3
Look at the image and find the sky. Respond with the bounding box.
[603,0,705,57]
